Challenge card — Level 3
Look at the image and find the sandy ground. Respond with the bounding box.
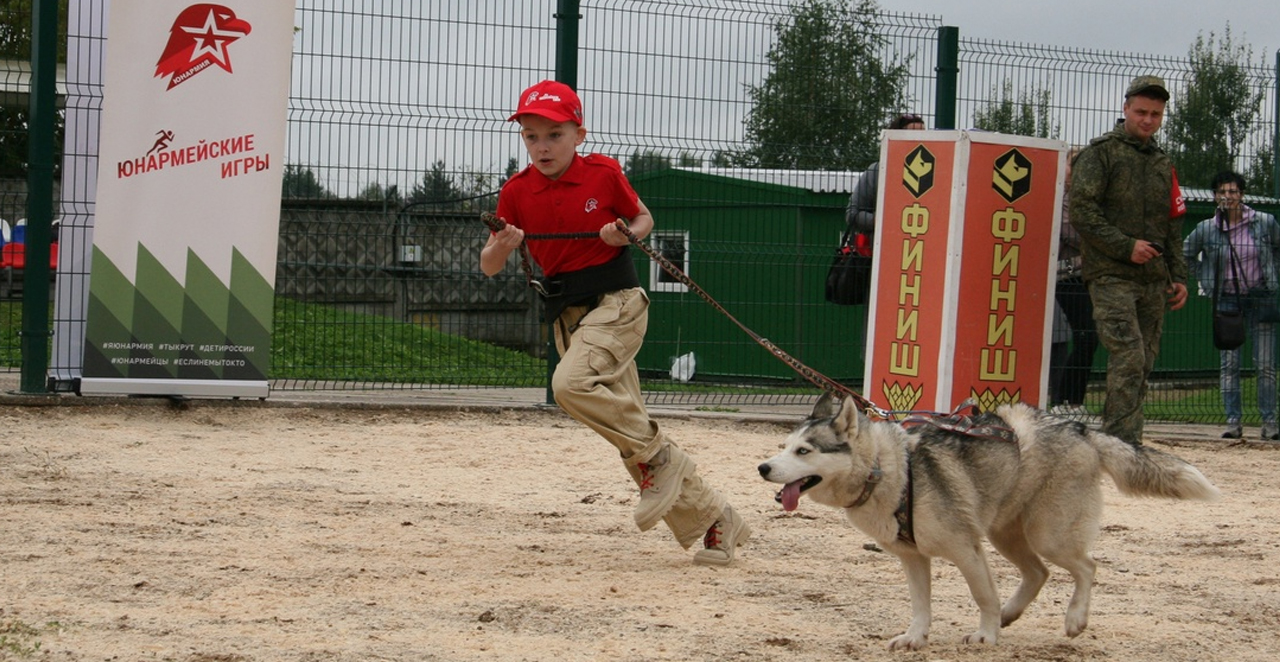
[2,399,1279,662]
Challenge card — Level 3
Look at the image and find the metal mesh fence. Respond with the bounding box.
[576,1,941,168]
[954,37,1277,173]
[2,1,1279,424]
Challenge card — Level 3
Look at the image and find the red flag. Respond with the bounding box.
[1170,167,1187,218]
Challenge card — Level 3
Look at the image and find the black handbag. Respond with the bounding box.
[1213,309,1246,351]
[825,229,873,306]
[1212,230,1247,351]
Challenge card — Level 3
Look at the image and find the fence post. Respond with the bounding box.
[934,26,959,130]
[545,0,582,405]
[555,0,581,89]
[20,0,59,395]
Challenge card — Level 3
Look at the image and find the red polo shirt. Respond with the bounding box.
[495,153,641,277]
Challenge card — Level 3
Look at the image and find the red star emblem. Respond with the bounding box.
[154,4,252,90]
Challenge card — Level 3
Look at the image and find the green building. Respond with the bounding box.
[628,167,867,386]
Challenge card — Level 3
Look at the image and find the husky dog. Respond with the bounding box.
[758,392,1220,650]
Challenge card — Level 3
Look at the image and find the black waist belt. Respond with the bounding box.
[539,248,640,323]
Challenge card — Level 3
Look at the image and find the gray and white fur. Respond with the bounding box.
[758,392,1219,650]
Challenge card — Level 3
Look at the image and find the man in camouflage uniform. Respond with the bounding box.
[1069,75,1188,445]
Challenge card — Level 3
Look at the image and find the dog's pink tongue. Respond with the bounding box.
[781,480,803,511]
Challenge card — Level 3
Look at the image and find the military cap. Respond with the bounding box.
[1125,75,1169,101]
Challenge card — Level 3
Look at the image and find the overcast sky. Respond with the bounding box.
[879,0,1279,61]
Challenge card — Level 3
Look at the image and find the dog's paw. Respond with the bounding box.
[1065,612,1089,638]
[887,633,928,651]
[962,629,998,645]
[1000,606,1024,627]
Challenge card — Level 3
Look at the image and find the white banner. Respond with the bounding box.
[80,1,294,398]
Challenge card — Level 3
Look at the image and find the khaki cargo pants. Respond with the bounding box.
[1089,277,1169,445]
[552,287,725,548]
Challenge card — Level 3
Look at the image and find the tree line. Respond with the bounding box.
[734,0,1273,193]
[741,0,1272,192]
[281,159,518,210]
[0,0,68,180]
[3,1,1271,199]
[967,25,1272,193]
[300,0,1271,206]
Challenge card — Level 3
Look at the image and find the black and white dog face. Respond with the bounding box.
[758,393,858,511]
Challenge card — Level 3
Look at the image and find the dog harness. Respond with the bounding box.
[899,399,1018,445]
[892,401,1016,545]
[894,455,914,545]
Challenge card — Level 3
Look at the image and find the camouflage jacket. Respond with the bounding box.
[1068,121,1187,285]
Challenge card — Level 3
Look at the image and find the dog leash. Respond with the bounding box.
[482,212,1021,546]
[482,211,1019,436]
[479,212,888,417]
[612,219,887,415]
[481,212,562,296]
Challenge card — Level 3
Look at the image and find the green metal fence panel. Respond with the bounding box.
[578,1,942,169]
[269,203,545,389]
[1,0,31,366]
[630,169,865,385]
[5,1,1280,424]
[952,36,1277,192]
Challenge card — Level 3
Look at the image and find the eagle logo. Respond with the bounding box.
[154,4,252,90]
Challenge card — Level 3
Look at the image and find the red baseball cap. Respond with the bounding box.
[507,80,584,125]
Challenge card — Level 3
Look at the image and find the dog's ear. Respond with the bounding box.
[811,390,840,419]
[813,393,863,436]
[831,394,862,437]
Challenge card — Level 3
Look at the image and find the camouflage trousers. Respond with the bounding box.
[1088,277,1170,445]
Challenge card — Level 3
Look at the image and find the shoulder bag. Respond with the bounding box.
[824,227,872,306]
[1212,228,1246,351]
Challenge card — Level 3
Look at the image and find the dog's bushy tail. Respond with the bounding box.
[1091,432,1221,501]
